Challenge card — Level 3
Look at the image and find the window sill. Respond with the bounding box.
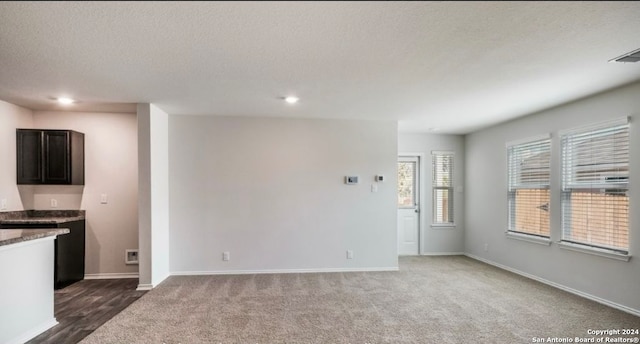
[505,231,551,246]
[558,241,631,262]
[431,223,456,229]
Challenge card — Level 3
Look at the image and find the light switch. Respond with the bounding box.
[371,184,378,193]
[51,199,58,208]
[101,194,108,204]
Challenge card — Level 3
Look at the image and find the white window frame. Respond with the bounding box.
[431,151,455,227]
[560,117,630,258]
[506,134,551,241]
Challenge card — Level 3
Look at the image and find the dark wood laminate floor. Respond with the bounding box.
[27,278,147,344]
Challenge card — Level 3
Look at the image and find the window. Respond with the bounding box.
[398,159,417,208]
[507,136,551,237]
[432,152,454,225]
[561,118,630,253]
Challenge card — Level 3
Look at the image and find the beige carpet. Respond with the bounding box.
[80,256,639,343]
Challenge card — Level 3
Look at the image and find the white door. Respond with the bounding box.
[397,156,420,255]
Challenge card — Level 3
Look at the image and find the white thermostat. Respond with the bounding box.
[345,176,359,185]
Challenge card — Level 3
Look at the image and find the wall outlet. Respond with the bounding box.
[1,199,7,210]
[125,249,139,265]
[222,251,230,261]
[484,243,489,252]
[346,250,354,259]
[50,198,58,208]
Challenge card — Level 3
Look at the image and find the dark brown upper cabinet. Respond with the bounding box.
[17,129,85,185]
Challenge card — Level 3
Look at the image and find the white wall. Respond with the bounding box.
[398,133,465,254]
[465,81,640,314]
[0,100,33,211]
[137,103,170,288]
[31,111,139,277]
[169,116,398,273]
[149,105,170,286]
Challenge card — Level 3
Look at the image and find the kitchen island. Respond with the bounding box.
[0,210,86,289]
[0,228,69,344]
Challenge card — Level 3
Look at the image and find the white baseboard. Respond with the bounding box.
[6,318,57,344]
[464,253,640,317]
[84,273,139,280]
[136,283,153,291]
[152,273,170,288]
[420,252,465,256]
[171,266,399,276]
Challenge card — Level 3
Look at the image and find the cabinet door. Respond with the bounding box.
[44,131,71,184]
[17,130,44,184]
[55,220,86,288]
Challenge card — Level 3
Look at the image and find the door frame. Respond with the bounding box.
[398,152,425,255]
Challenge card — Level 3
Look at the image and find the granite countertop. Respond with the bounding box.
[0,228,70,247]
[0,210,85,224]
[0,216,85,224]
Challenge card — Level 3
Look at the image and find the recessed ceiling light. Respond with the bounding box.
[57,97,74,105]
[284,96,299,104]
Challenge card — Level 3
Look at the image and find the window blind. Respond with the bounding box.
[507,136,551,237]
[561,118,630,253]
[432,152,454,224]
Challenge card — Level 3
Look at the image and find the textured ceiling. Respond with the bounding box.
[1,2,639,134]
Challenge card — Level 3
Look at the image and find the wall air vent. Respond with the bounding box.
[609,47,640,63]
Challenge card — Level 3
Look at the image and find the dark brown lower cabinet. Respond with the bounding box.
[0,220,85,289]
